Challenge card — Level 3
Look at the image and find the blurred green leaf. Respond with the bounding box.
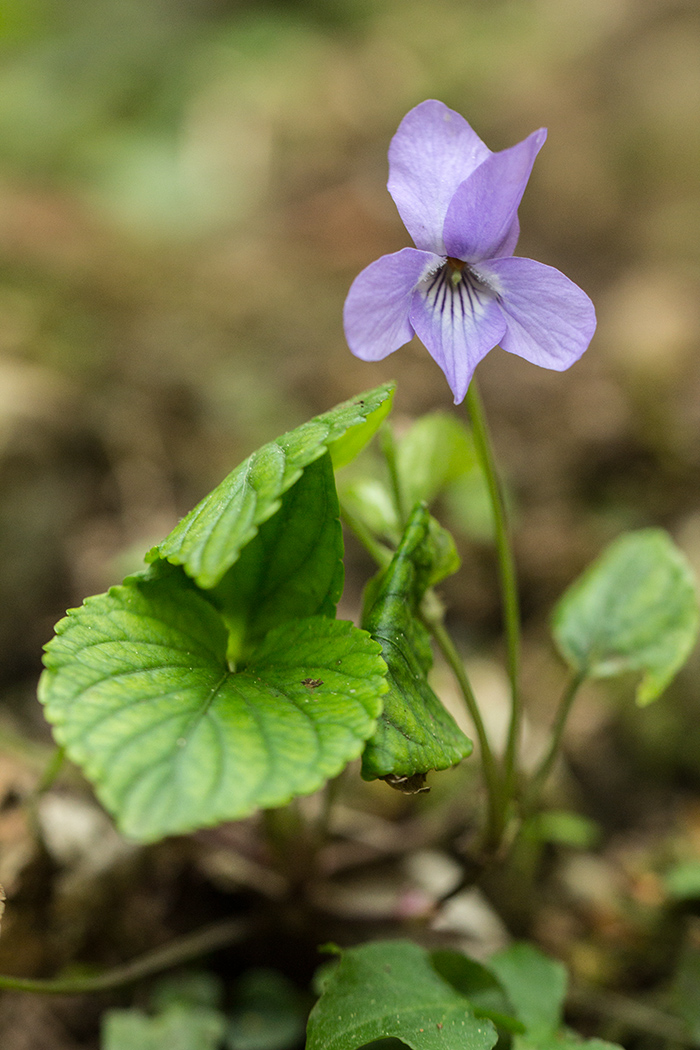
[664,860,700,901]
[39,564,386,841]
[488,943,566,1040]
[521,811,600,850]
[152,383,395,589]
[361,504,471,784]
[306,940,497,1050]
[552,530,700,705]
[396,411,477,510]
[430,951,522,1033]
[102,1002,225,1050]
[226,968,308,1050]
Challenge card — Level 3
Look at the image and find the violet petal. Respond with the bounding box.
[344,247,441,362]
[388,100,491,256]
[409,269,507,404]
[476,256,597,369]
[443,128,546,262]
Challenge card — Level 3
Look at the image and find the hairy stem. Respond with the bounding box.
[465,381,522,816]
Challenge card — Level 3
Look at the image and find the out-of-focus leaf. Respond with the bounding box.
[305,940,497,1050]
[361,504,471,783]
[396,411,477,509]
[665,860,700,901]
[226,968,307,1050]
[552,530,700,705]
[101,1003,226,1050]
[430,951,522,1033]
[521,811,600,850]
[488,943,566,1041]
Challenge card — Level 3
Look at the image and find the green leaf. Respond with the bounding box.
[488,943,566,1040]
[330,385,395,469]
[521,811,600,850]
[39,565,387,841]
[102,1003,226,1050]
[430,951,523,1033]
[210,452,343,662]
[552,529,700,706]
[664,859,700,900]
[361,504,472,784]
[151,383,395,588]
[305,940,497,1050]
[396,411,477,510]
[226,968,308,1050]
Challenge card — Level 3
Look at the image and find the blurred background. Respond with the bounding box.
[2,0,700,814]
[3,2,700,1042]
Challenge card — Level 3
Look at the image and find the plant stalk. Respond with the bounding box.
[0,916,255,995]
[465,381,522,816]
[524,670,586,812]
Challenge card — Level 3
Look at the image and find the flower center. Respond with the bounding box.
[446,257,466,287]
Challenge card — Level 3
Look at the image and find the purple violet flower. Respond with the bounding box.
[343,100,596,404]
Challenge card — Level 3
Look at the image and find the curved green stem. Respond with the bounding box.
[427,614,505,848]
[0,916,255,995]
[339,504,392,569]
[465,381,522,809]
[524,670,586,812]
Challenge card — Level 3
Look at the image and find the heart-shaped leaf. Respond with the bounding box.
[552,529,699,705]
[151,383,394,588]
[361,504,472,783]
[210,451,343,662]
[39,564,387,841]
[306,940,497,1050]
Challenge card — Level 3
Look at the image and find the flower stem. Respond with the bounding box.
[0,916,255,995]
[524,670,586,812]
[426,613,505,848]
[379,424,407,525]
[465,381,522,809]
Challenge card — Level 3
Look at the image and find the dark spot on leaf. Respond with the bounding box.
[302,678,323,690]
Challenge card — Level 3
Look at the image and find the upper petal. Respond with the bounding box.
[443,128,546,262]
[343,247,442,362]
[388,100,491,255]
[476,256,596,370]
[408,267,507,404]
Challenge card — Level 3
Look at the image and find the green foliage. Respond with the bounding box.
[552,529,700,705]
[210,452,343,663]
[152,383,394,589]
[360,504,472,783]
[395,412,478,512]
[338,410,487,545]
[306,940,498,1050]
[39,386,394,841]
[307,940,624,1050]
[102,1003,225,1050]
[102,966,308,1050]
[226,968,308,1050]
[40,564,385,840]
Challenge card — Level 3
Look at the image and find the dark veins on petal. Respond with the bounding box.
[422,258,498,324]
